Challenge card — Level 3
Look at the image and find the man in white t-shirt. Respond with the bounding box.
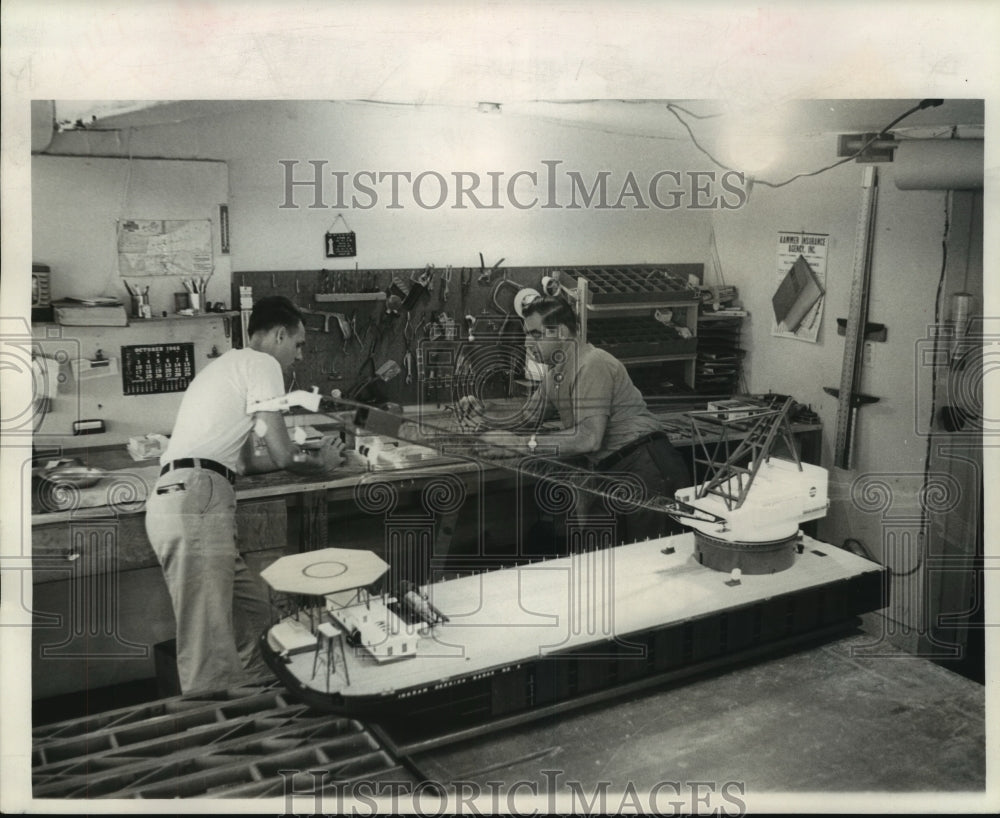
[145,296,344,694]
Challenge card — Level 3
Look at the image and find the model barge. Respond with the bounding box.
[259,534,887,729]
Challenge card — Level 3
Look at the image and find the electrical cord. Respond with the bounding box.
[843,536,924,578]
[850,193,950,581]
[658,101,722,121]
[665,98,944,189]
[904,190,954,581]
[841,537,877,562]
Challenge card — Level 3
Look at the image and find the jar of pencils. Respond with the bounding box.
[131,293,151,319]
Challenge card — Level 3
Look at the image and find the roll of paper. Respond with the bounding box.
[893,140,983,190]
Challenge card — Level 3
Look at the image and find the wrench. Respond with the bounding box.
[441,266,452,306]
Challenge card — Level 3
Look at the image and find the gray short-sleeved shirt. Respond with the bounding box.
[544,343,662,463]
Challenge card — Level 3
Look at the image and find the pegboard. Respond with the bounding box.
[233,263,702,407]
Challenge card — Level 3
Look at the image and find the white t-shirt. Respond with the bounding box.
[160,348,286,472]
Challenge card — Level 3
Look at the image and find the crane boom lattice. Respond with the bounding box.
[687,398,801,512]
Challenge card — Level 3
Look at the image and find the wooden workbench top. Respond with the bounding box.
[29,454,490,526]
[30,406,821,526]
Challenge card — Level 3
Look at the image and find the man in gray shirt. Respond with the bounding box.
[468,295,691,546]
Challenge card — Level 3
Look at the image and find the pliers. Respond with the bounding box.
[402,313,415,385]
[411,266,433,290]
[440,266,452,306]
[460,266,472,312]
[478,253,505,284]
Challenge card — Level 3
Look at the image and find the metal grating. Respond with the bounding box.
[32,683,421,799]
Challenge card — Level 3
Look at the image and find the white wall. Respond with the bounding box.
[44,101,718,272]
[38,102,984,632]
[30,316,237,448]
[32,156,231,312]
[31,156,235,446]
[714,134,982,631]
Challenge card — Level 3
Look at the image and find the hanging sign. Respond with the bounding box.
[771,230,828,343]
[325,213,356,258]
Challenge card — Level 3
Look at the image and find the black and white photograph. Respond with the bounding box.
[1,1,996,814]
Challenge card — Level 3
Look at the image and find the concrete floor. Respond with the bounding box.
[413,631,987,808]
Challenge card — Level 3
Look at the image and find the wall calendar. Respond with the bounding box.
[121,343,195,395]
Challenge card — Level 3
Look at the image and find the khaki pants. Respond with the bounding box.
[145,467,272,693]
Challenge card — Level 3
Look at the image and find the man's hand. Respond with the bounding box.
[309,435,346,475]
[478,429,525,451]
[287,434,346,477]
[249,411,347,478]
[456,395,487,431]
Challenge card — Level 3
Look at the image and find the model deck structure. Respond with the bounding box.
[261,533,886,727]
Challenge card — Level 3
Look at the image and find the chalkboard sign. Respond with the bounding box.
[325,231,356,258]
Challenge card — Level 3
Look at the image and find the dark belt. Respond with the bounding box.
[596,431,669,471]
[160,457,236,484]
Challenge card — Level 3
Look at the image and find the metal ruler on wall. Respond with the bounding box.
[826,166,881,469]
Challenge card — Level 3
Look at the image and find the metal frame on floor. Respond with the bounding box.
[32,683,423,799]
[32,623,858,799]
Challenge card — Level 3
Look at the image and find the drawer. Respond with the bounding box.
[235,499,287,553]
[32,515,156,585]
[32,500,288,584]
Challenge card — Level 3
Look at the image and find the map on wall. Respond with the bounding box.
[117,219,213,277]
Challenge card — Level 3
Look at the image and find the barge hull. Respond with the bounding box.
[261,535,887,731]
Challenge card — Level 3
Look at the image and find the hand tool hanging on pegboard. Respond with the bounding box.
[337,312,353,353]
[460,266,472,314]
[403,266,433,310]
[402,312,415,385]
[439,265,452,307]
[300,307,348,336]
[478,253,505,284]
[369,295,401,353]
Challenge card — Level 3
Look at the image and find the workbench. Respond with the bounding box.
[27,629,987,806]
[27,410,822,702]
[28,450,513,700]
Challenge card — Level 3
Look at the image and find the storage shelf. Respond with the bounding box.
[698,312,748,321]
[587,300,697,314]
[36,311,238,328]
[315,292,386,303]
[571,265,700,306]
[695,308,744,397]
[576,274,699,389]
[130,310,239,323]
[618,353,698,365]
